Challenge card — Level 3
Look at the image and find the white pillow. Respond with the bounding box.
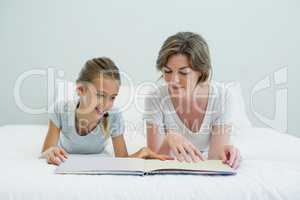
[225,81,252,129]
[219,81,252,144]
[0,125,48,159]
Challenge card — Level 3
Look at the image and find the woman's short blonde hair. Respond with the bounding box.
[156,32,212,83]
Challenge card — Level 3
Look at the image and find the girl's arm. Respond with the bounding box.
[40,120,68,165]
[41,120,61,152]
[111,135,129,157]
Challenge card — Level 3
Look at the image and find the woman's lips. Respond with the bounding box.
[171,85,182,90]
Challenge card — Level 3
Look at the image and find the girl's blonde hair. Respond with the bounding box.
[156,32,212,83]
[76,57,121,138]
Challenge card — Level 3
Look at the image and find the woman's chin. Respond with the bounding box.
[169,87,185,96]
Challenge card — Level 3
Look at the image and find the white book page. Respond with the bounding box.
[144,159,235,173]
[55,154,145,174]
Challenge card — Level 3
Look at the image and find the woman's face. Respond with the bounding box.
[77,76,119,116]
[163,54,201,96]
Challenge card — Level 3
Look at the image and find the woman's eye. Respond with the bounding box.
[179,71,189,75]
[163,68,172,74]
[111,96,116,101]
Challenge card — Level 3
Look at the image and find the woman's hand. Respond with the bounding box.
[40,146,68,165]
[130,147,174,161]
[220,145,241,169]
[165,132,205,162]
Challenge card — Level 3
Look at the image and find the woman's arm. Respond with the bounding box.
[208,124,240,169]
[146,122,170,154]
[146,122,204,162]
[208,125,231,159]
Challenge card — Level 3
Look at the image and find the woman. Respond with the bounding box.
[144,32,241,169]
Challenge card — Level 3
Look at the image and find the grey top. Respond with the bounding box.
[49,100,125,154]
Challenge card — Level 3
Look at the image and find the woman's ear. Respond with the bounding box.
[76,83,86,97]
[196,71,203,85]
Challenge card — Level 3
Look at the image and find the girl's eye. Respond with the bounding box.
[96,93,105,98]
[111,97,116,101]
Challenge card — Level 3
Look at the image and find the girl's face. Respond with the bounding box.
[162,54,201,96]
[77,76,120,116]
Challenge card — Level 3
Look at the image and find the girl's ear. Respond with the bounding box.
[76,83,86,97]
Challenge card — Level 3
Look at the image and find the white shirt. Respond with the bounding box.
[143,82,233,152]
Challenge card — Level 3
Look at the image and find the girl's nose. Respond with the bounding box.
[103,99,113,111]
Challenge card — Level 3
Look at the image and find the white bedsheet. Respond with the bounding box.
[0,125,300,200]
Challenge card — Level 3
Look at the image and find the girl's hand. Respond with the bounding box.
[220,145,241,169]
[40,146,68,165]
[131,147,174,161]
[165,132,205,162]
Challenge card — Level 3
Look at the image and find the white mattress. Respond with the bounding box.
[0,125,300,200]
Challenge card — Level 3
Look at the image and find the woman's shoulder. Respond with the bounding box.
[210,81,227,96]
[142,85,170,111]
[208,81,233,109]
[144,84,169,101]
[210,81,234,101]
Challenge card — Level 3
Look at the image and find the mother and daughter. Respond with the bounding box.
[41,32,241,169]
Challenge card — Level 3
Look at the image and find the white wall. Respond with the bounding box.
[0,0,299,136]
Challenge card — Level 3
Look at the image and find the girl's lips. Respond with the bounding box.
[95,107,103,115]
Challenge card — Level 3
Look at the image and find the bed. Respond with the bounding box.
[0,124,300,200]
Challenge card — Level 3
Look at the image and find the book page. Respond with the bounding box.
[55,155,145,174]
[144,159,235,173]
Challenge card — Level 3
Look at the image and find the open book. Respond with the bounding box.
[54,155,236,176]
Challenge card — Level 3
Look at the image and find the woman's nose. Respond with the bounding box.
[170,72,180,84]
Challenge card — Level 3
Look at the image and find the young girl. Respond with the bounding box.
[41,57,172,165]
